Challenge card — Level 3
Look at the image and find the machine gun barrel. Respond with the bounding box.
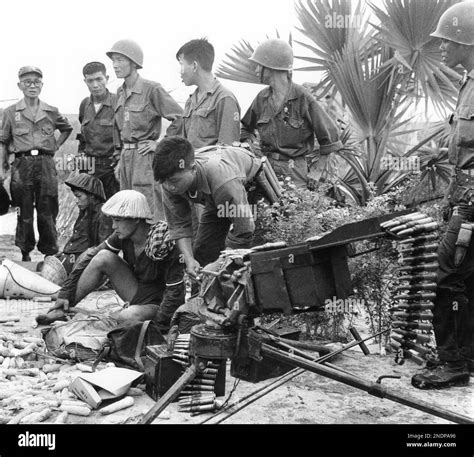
[260,344,473,424]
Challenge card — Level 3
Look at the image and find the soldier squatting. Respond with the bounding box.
[0,1,473,393]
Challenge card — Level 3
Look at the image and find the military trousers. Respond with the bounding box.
[10,155,59,255]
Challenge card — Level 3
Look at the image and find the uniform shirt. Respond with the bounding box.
[58,223,184,307]
[241,82,342,159]
[114,76,183,145]
[181,79,240,149]
[448,70,474,170]
[0,99,72,154]
[78,90,117,158]
[63,201,111,255]
[163,146,261,246]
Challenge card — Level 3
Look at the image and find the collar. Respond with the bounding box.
[261,81,298,102]
[123,75,144,95]
[15,99,53,112]
[189,78,220,102]
[193,162,211,195]
[89,90,113,107]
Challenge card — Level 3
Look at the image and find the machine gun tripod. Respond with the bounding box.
[140,210,474,425]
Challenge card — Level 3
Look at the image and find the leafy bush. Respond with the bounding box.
[256,177,434,343]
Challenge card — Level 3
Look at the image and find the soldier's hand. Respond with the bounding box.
[137,140,158,156]
[49,298,70,312]
[186,259,202,281]
[308,155,330,190]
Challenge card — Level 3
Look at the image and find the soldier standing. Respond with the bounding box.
[107,39,183,221]
[176,38,240,149]
[0,67,72,261]
[78,61,119,200]
[241,39,342,190]
[412,2,474,389]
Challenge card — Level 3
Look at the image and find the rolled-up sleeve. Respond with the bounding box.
[308,98,342,155]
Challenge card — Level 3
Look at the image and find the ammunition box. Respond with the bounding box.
[144,345,226,401]
[250,244,351,314]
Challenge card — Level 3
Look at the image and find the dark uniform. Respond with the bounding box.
[0,100,72,255]
[58,222,185,331]
[59,199,111,274]
[433,70,474,369]
[162,145,261,267]
[114,76,183,220]
[241,82,342,188]
[78,90,119,200]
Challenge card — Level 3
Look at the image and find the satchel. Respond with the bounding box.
[94,320,166,372]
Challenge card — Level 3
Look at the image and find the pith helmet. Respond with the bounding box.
[430,2,474,46]
[102,190,152,219]
[249,39,293,71]
[106,39,144,69]
[65,173,106,202]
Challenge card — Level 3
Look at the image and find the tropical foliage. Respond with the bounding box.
[217,0,461,206]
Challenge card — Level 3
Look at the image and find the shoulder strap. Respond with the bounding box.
[135,320,151,371]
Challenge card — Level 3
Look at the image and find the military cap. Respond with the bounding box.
[18,66,43,78]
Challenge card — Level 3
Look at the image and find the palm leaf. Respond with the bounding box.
[216,39,258,83]
[369,0,460,113]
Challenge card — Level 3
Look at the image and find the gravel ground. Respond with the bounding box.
[1,209,473,426]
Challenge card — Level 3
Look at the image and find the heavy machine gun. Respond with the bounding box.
[140,210,473,425]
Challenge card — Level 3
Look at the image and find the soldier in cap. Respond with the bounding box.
[412,1,474,389]
[106,39,183,221]
[0,67,73,261]
[77,61,119,200]
[43,190,185,327]
[240,39,342,189]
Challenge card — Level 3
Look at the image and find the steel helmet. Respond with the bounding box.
[102,190,152,220]
[106,39,144,69]
[430,2,474,46]
[249,39,293,71]
[65,173,106,202]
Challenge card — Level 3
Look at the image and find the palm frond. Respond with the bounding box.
[369,0,460,112]
[215,39,258,83]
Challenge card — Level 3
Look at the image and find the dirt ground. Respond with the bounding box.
[0,209,473,426]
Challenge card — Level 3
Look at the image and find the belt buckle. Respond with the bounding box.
[31,149,39,156]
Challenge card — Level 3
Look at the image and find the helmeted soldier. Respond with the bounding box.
[240,39,342,189]
[106,39,183,222]
[412,1,474,389]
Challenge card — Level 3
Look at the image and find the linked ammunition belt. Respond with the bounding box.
[172,334,221,414]
[380,212,439,366]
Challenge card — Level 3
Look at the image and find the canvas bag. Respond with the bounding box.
[93,320,166,372]
[41,315,118,362]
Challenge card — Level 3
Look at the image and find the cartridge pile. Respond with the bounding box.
[381,212,439,365]
[172,334,222,414]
